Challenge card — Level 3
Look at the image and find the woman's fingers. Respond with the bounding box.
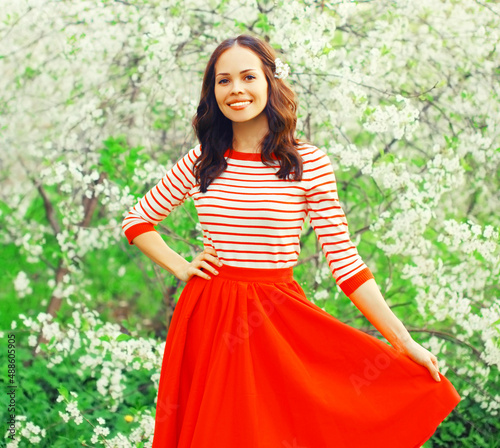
[203,247,223,266]
[421,349,441,382]
[203,260,219,275]
[195,263,211,280]
[197,260,219,280]
[195,248,222,279]
[428,357,441,382]
[198,268,211,280]
[211,254,223,266]
[404,341,442,382]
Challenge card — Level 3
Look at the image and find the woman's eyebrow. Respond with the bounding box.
[216,68,257,77]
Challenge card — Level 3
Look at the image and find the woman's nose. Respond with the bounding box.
[230,81,244,94]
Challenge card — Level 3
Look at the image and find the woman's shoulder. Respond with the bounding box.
[175,143,202,167]
[188,143,203,159]
[295,140,329,163]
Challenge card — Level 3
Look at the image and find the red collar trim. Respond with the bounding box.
[223,148,278,161]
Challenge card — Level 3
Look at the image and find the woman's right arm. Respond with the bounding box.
[122,144,222,282]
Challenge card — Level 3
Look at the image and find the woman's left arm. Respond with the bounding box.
[349,278,442,382]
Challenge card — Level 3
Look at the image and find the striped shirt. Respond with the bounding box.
[122,142,374,296]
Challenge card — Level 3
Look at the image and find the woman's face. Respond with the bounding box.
[214,45,268,124]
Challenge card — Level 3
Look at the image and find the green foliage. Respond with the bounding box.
[0,335,156,447]
[0,243,55,327]
[96,135,151,188]
[234,19,248,32]
[255,13,272,32]
[152,102,176,131]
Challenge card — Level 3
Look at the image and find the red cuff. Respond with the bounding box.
[338,267,374,296]
[124,223,157,245]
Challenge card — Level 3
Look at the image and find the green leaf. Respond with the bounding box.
[233,19,247,31]
[381,44,390,56]
[57,385,69,400]
[491,316,500,327]
[255,13,271,32]
[460,158,472,172]
[116,333,132,342]
[449,421,465,436]
[364,106,376,117]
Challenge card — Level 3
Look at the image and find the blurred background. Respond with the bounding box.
[0,0,499,446]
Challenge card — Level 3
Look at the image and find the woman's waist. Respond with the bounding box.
[202,260,294,282]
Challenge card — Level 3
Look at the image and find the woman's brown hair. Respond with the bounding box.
[191,34,311,193]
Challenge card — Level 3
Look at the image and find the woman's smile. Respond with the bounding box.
[228,100,252,110]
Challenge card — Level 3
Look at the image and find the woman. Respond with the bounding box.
[122,34,461,448]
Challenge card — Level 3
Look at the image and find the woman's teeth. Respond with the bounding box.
[229,101,251,107]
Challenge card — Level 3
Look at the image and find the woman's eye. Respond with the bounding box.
[218,75,255,85]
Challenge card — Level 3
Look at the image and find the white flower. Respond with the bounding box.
[274,58,290,79]
[14,271,32,298]
[59,411,70,423]
[313,289,329,301]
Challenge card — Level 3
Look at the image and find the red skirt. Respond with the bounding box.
[151,262,461,448]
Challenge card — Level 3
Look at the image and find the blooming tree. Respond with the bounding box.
[1,0,499,445]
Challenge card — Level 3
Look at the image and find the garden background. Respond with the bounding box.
[0,0,499,446]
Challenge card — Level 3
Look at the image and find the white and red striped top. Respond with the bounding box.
[122,141,373,296]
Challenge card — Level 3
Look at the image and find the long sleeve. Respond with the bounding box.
[305,147,374,296]
[122,144,201,245]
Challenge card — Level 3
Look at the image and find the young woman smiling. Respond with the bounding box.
[122,34,461,448]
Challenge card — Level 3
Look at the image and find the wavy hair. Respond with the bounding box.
[191,34,311,193]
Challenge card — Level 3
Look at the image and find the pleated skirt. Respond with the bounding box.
[151,262,461,448]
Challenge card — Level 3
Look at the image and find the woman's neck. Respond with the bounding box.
[231,113,269,153]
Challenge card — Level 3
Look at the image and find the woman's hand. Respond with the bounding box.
[177,247,223,283]
[399,339,442,382]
